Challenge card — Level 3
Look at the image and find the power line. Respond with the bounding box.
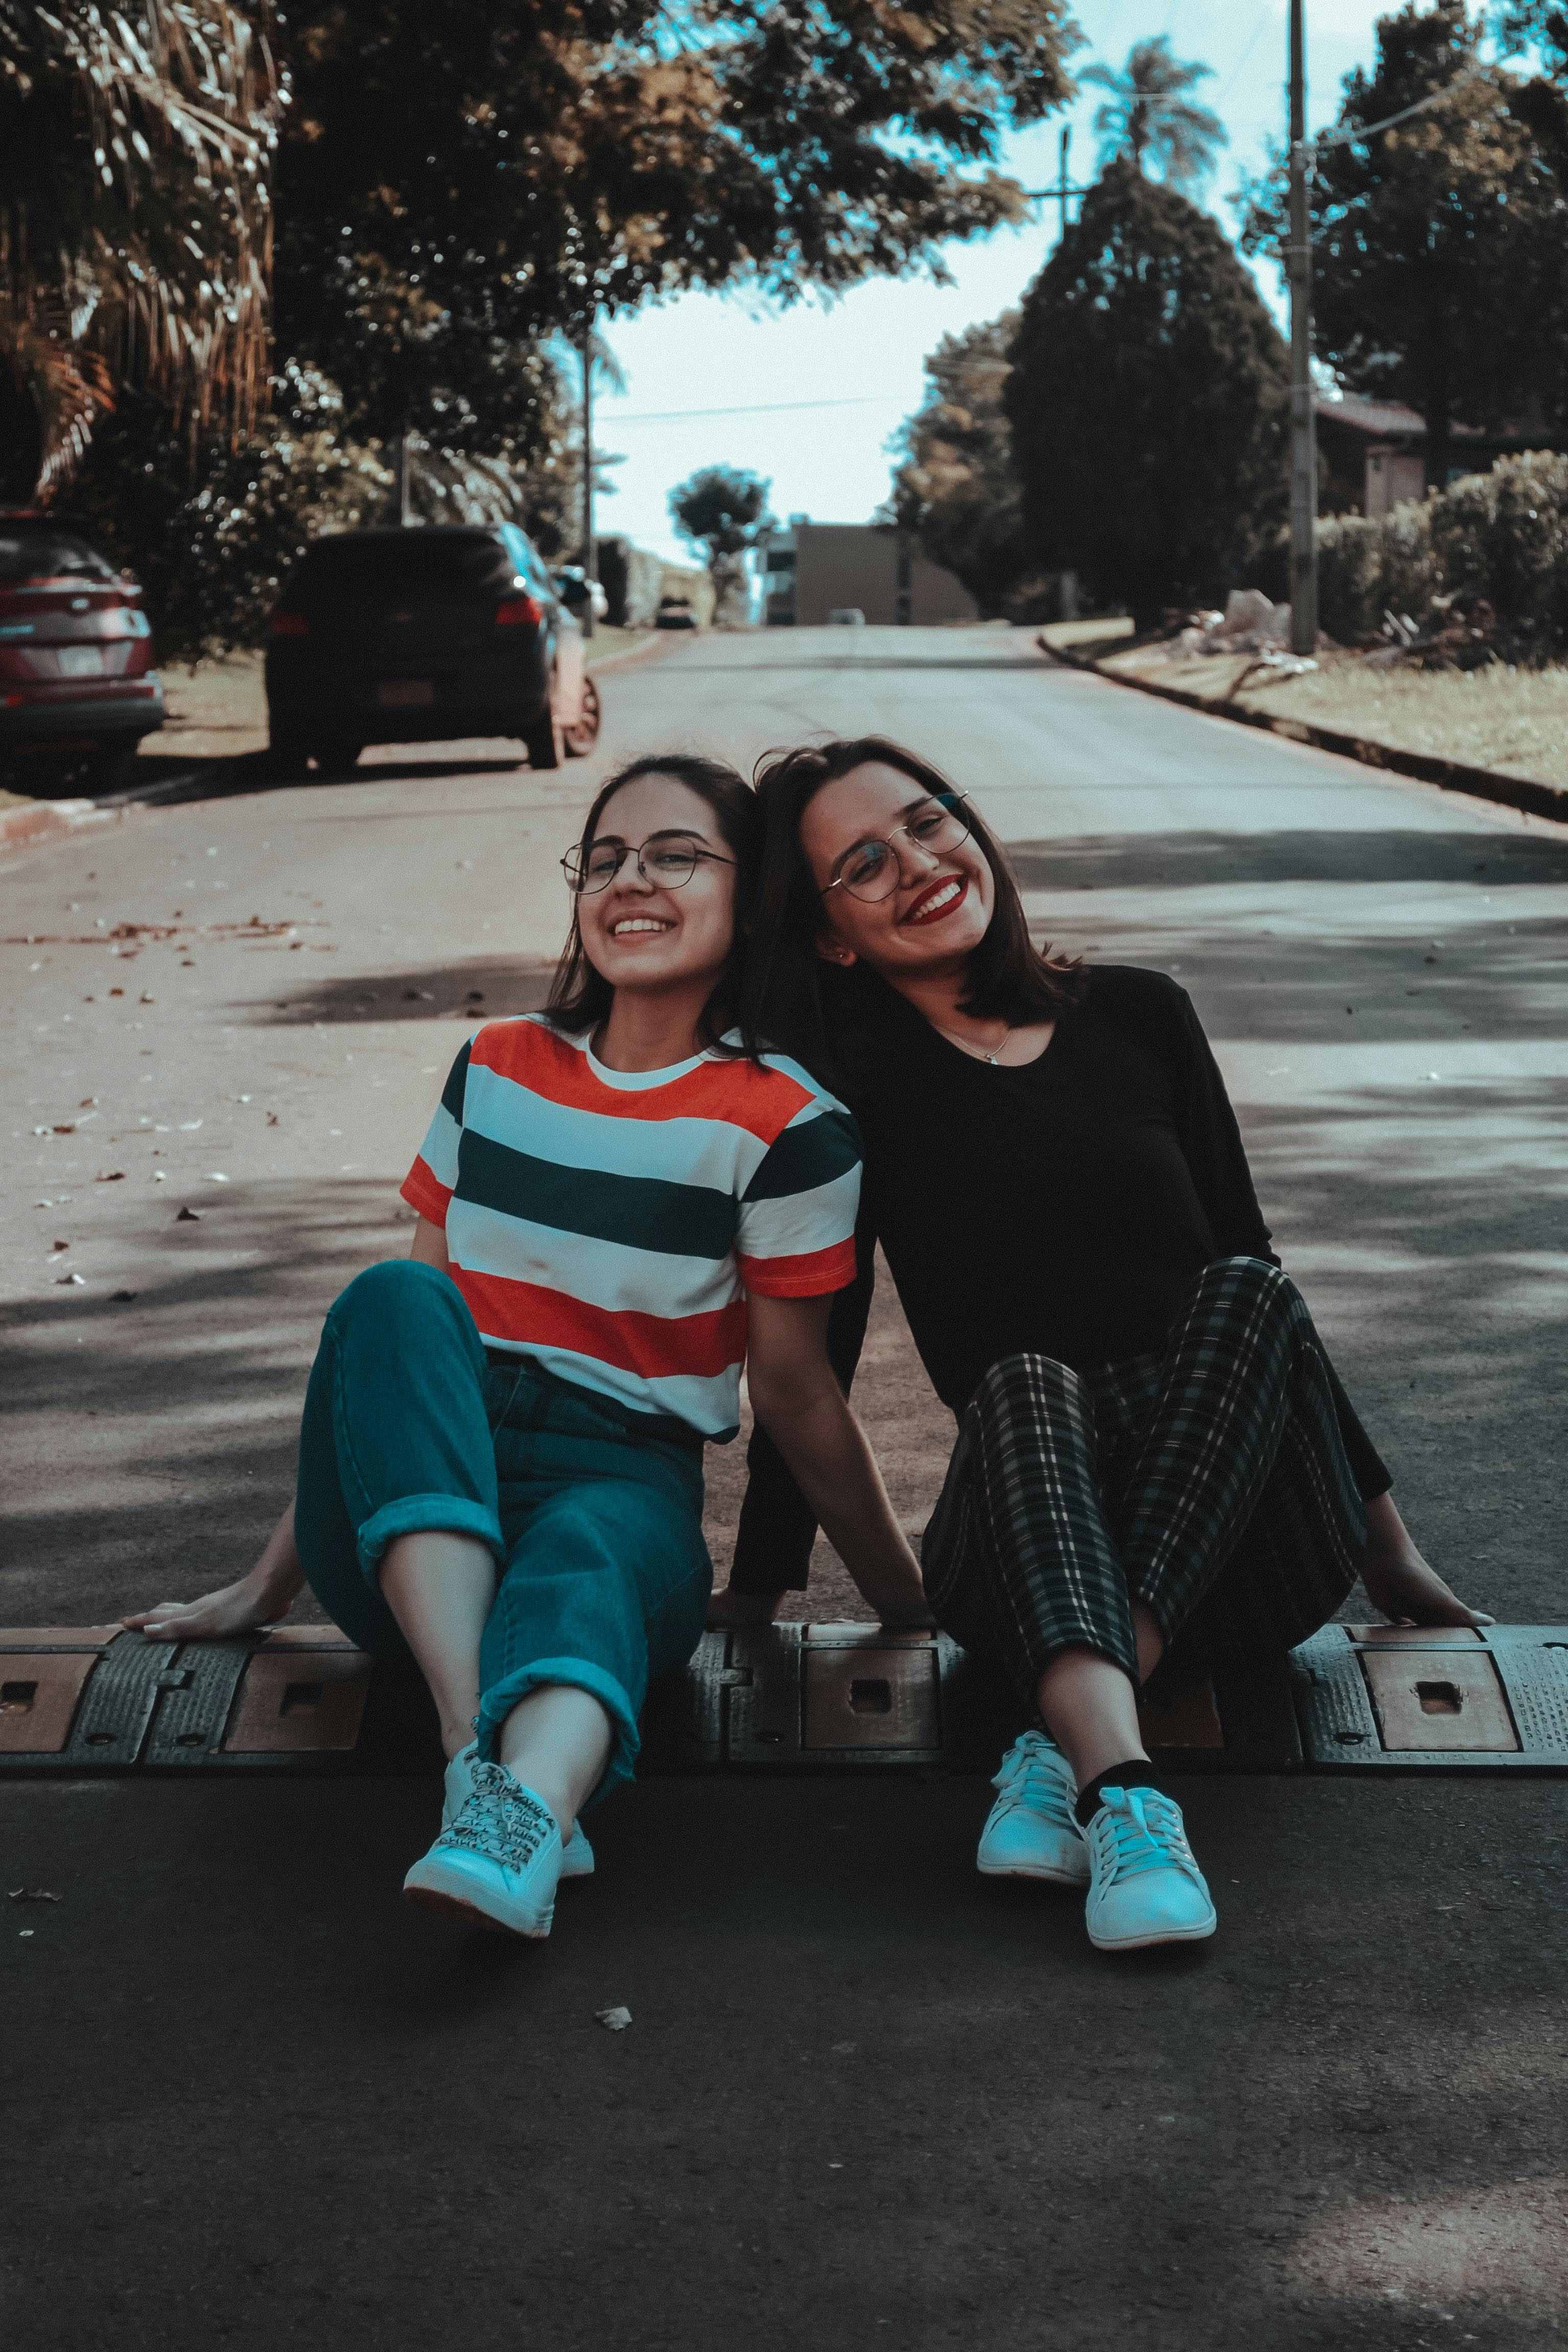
[603,394,911,425]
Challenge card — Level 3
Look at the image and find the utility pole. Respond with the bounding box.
[1287,0,1318,655]
[1055,126,1074,241]
[579,313,596,641]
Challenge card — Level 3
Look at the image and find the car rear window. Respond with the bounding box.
[296,531,508,588]
[0,528,118,585]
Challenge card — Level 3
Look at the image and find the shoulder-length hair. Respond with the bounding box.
[546,751,764,1059]
[742,735,1085,1090]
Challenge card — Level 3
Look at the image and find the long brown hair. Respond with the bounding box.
[547,752,764,1058]
[743,736,1084,1089]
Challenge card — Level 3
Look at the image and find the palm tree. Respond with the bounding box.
[1081,37,1228,193]
[0,1,281,497]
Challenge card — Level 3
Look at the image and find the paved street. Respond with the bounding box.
[3,628,1565,2350]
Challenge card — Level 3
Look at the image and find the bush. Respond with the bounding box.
[1316,453,1568,659]
[1316,503,1437,643]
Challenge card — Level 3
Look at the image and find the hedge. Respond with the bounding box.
[1316,452,1568,661]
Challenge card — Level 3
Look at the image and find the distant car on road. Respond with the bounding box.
[264,523,602,774]
[654,595,699,631]
[0,514,163,790]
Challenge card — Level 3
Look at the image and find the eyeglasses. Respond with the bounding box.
[820,792,972,903]
[561,832,736,895]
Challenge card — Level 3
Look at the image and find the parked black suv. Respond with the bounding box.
[264,523,600,773]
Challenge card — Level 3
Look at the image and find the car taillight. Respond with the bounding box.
[269,609,310,638]
[495,594,544,627]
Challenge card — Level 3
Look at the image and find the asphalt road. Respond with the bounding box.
[3,627,1565,2350]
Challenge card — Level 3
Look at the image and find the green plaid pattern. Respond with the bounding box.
[922,1257,1366,1697]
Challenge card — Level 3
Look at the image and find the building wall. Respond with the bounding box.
[773,524,978,627]
[1364,447,1426,520]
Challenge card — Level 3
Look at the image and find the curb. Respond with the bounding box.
[1050,641,1568,827]
[584,630,678,675]
[0,795,120,854]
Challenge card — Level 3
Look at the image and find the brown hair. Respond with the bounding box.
[742,734,1084,1088]
[547,752,764,1058]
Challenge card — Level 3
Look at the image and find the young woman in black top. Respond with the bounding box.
[726,737,1489,1953]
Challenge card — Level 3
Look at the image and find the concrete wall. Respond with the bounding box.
[780,525,977,627]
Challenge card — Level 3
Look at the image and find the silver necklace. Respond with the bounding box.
[935,1020,1014,1066]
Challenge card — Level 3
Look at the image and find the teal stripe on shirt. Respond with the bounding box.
[456,1127,738,1259]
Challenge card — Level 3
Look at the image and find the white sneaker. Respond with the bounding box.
[976,1730,1090,1886]
[404,1760,562,1937]
[1082,1784,1217,1951]
[444,1740,594,1879]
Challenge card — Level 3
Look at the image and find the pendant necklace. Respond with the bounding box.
[936,1021,1014,1065]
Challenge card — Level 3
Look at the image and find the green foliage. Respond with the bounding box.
[1315,453,1568,657]
[1006,163,1290,624]
[1240,1,1568,482]
[0,0,282,491]
[275,0,1080,447]
[1081,37,1227,191]
[888,314,1026,617]
[51,365,389,660]
[1314,505,1438,644]
[669,467,774,566]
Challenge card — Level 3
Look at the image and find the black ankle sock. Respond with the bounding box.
[1074,1759,1171,1830]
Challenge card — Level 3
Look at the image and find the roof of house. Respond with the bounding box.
[1316,394,1428,439]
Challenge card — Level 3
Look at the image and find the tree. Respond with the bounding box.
[1240,1,1567,488]
[271,0,1080,448]
[1006,162,1290,625]
[670,465,773,623]
[0,0,281,496]
[888,315,1026,616]
[1081,37,1228,192]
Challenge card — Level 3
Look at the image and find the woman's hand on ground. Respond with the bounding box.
[120,1576,294,1641]
[1360,1497,1493,1627]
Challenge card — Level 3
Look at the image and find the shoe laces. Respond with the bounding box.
[437,1760,555,1873]
[1087,1786,1197,1885]
[992,1730,1075,1825]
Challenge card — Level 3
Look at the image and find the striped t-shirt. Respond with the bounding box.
[401,1015,863,1440]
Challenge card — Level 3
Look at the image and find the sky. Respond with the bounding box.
[591,0,1392,566]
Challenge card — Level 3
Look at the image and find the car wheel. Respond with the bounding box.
[523,702,564,771]
[313,737,365,778]
[562,675,601,758]
[266,725,313,777]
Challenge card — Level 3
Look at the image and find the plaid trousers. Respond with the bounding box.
[921,1256,1366,1699]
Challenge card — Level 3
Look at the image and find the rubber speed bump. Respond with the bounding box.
[0,1625,440,1778]
[1290,1625,1568,1769]
[4,1622,1565,1776]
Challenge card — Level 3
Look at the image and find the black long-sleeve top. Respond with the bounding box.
[734,964,1390,1591]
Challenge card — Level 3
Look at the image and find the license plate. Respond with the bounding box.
[377,677,434,708]
[59,645,104,678]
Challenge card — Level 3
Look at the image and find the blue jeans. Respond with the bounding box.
[295,1259,712,1798]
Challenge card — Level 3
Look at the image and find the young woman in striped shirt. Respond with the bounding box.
[124,753,928,1936]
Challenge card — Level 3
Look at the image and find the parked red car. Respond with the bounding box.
[0,514,163,789]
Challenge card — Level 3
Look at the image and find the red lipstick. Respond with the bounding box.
[901,873,969,926]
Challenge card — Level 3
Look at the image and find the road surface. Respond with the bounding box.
[3,629,1565,2350]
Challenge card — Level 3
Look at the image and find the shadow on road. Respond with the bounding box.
[1008,826,1568,891]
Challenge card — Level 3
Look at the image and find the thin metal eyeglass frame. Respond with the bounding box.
[560,835,737,895]
[819,791,972,903]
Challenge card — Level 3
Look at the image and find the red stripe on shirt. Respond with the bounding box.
[469,1019,814,1144]
[401,1158,452,1227]
[738,1236,859,1298]
[451,1264,750,1382]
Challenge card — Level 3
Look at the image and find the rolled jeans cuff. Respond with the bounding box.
[475,1655,640,1803]
[355,1493,506,1583]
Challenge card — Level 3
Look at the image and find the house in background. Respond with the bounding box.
[760,521,977,627]
[1315,395,1559,518]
